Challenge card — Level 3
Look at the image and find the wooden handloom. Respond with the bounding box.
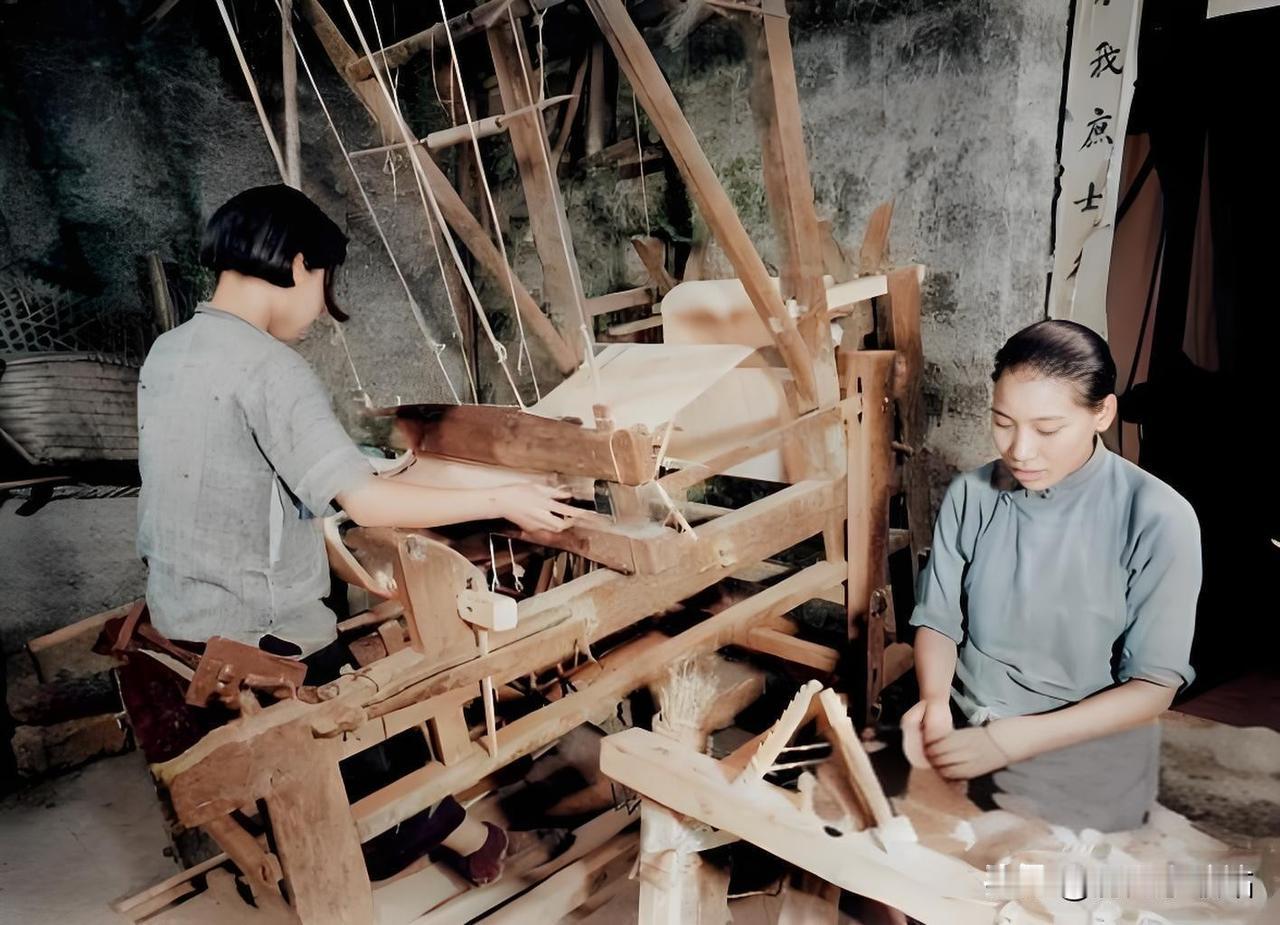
[114,0,934,922]
[598,687,1271,925]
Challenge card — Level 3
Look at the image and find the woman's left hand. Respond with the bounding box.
[924,725,1015,780]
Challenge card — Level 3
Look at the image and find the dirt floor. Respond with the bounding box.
[0,750,175,923]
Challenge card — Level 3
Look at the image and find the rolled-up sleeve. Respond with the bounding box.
[243,351,373,515]
[909,478,969,645]
[1117,491,1200,691]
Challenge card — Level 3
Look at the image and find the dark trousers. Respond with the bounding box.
[119,634,464,881]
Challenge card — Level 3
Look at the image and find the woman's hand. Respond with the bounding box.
[901,698,954,767]
[903,698,954,743]
[924,726,1012,779]
[495,484,581,533]
[924,714,1040,780]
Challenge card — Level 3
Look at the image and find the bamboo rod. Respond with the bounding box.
[282,0,301,188]
[348,94,573,159]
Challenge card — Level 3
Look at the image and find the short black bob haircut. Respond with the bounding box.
[199,185,350,321]
[991,319,1117,411]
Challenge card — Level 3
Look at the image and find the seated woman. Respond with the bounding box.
[903,319,1199,832]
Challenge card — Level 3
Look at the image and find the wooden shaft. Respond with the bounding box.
[349,95,575,158]
[478,629,498,758]
[586,40,607,155]
[844,351,894,641]
[282,0,301,188]
[345,0,525,82]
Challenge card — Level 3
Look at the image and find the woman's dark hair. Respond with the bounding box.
[200,184,350,321]
[991,319,1116,409]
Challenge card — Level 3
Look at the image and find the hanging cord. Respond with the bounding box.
[337,0,533,409]
[487,533,501,591]
[434,0,542,401]
[631,92,651,237]
[507,8,601,400]
[507,537,524,591]
[333,321,365,394]
[214,0,288,181]
[277,0,463,403]
[650,419,695,536]
[534,11,547,100]
[365,0,479,401]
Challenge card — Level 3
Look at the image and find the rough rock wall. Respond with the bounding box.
[0,0,471,424]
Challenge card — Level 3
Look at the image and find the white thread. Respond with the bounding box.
[535,12,547,101]
[509,9,601,398]
[338,0,530,408]
[652,478,697,538]
[576,611,600,665]
[766,756,829,773]
[649,422,696,536]
[214,0,288,181]
[365,0,478,402]
[278,1,464,404]
[632,91,651,237]
[332,320,364,392]
[433,0,541,404]
[487,533,500,591]
[507,537,523,592]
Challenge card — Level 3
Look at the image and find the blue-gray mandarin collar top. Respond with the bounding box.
[909,440,1200,723]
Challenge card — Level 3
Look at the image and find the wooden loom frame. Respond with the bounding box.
[597,685,1001,925]
[118,1,929,921]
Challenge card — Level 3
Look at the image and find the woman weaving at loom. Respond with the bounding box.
[902,320,1200,832]
[126,185,585,885]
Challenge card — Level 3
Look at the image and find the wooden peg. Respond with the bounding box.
[458,588,518,756]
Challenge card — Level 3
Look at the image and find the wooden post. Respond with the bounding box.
[281,0,301,188]
[585,40,608,156]
[844,351,894,645]
[146,253,174,332]
[747,2,833,379]
[551,53,590,166]
[859,201,894,275]
[743,0,846,587]
[636,803,730,925]
[885,266,930,566]
[488,19,590,358]
[265,732,373,923]
[441,65,481,391]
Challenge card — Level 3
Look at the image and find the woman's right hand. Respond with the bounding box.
[902,698,954,767]
[496,484,580,533]
[904,698,954,743]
